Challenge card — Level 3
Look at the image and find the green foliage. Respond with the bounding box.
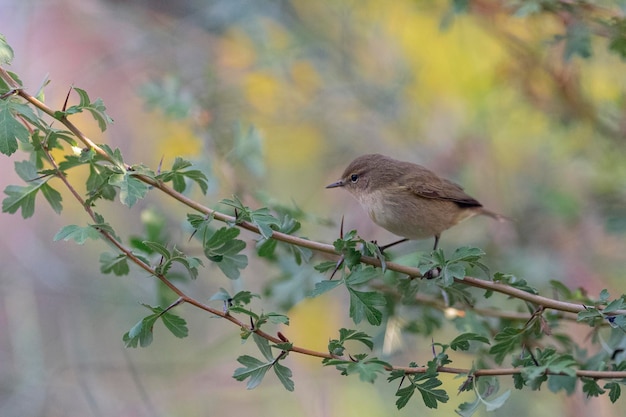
[56,87,113,131]
[202,226,248,279]
[327,328,374,356]
[156,156,208,194]
[123,303,188,348]
[311,265,386,325]
[54,224,102,244]
[99,252,130,275]
[2,160,63,217]
[457,377,511,416]
[323,354,391,384]
[0,34,14,64]
[0,100,30,156]
[419,246,488,287]
[3,32,626,415]
[388,361,449,409]
[221,195,281,239]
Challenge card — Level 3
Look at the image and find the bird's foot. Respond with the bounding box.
[423,267,441,280]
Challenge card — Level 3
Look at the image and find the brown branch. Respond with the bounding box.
[3,68,626,382]
[7,71,626,316]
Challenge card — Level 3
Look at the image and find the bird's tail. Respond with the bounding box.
[479,208,512,222]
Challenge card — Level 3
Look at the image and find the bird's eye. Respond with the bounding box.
[350,174,359,183]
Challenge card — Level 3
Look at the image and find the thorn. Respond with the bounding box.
[329,254,344,280]
[397,374,406,391]
[158,297,184,318]
[0,88,19,100]
[525,345,540,366]
[250,316,255,332]
[611,348,624,361]
[431,338,437,358]
[340,215,345,239]
[157,155,164,175]
[277,331,289,342]
[62,85,72,112]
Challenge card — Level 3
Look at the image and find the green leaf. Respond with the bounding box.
[448,246,485,263]
[489,327,523,364]
[53,224,101,244]
[395,384,415,410]
[0,34,14,64]
[450,333,490,351]
[40,183,63,214]
[100,252,130,275]
[264,312,290,325]
[160,311,189,338]
[324,354,390,383]
[493,272,538,294]
[231,290,260,306]
[123,315,157,348]
[123,304,188,348]
[603,297,626,313]
[415,375,449,409]
[67,87,114,131]
[347,287,386,325]
[250,207,280,239]
[482,389,511,412]
[273,360,295,392]
[605,381,621,403]
[582,378,605,397]
[253,333,274,362]
[109,173,149,208]
[398,374,449,409]
[0,101,30,156]
[14,160,38,181]
[328,329,374,356]
[338,328,374,350]
[203,227,248,279]
[345,266,380,285]
[233,355,272,390]
[2,184,38,218]
[221,196,280,239]
[548,375,577,395]
[156,157,208,194]
[310,279,343,297]
[142,241,171,259]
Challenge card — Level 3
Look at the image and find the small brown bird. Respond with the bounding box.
[326,153,506,250]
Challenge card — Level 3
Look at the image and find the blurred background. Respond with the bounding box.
[2,0,626,416]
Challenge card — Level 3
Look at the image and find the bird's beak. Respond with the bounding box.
[325,179,344,189]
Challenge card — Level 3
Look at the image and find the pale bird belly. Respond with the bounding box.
[359,191,438,239]
[358,190,469,239]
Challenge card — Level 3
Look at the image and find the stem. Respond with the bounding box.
[3,68,626,381]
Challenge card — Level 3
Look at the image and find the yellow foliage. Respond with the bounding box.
[147,118,202,158]
[245,72,281,115]
[217,28,256,70]
[286,293,342,367]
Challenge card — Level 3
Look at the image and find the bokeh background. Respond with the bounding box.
[2,0,626,416]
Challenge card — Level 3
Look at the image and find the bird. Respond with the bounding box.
[326,153,506,251]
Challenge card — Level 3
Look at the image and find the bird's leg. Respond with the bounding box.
[378,238,409,253]
[424,234,442,279]
[432,234,440,251]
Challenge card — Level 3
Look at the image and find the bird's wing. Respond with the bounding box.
[398,165,482,207]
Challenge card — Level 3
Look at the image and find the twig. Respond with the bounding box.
[3,68,626,381]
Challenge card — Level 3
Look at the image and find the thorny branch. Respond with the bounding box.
[2,67,626,381]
